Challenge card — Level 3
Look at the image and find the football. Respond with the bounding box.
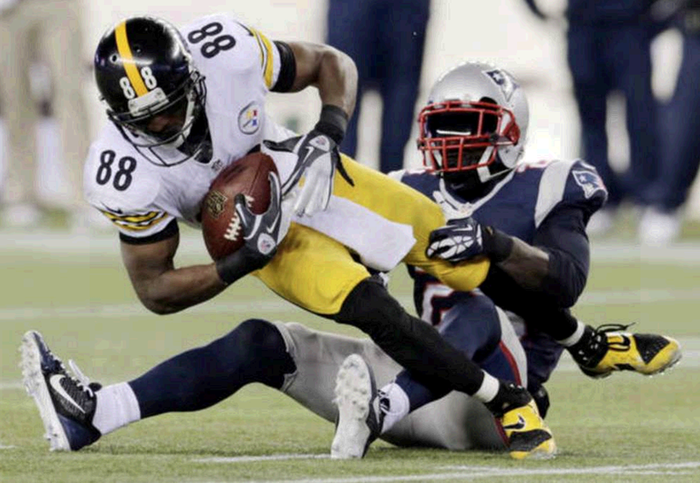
[201,151,278,261]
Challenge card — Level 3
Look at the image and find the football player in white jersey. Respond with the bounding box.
[26,14,555,458]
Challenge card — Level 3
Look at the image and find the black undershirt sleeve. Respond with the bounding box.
[481,206,590,311]
[534,206,590,308]
[271,41,296,93]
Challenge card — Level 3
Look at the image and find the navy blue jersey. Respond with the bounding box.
[395,159,607,388]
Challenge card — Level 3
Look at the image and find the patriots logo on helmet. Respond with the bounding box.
[485,69,518,102]
[572,169,606,199]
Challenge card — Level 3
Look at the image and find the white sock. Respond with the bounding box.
[377,382,410,434]
[92,382,141,435]
[558,320,587,347]
[473,372,500,403]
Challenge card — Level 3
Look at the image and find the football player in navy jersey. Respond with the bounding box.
[330,60,683,459]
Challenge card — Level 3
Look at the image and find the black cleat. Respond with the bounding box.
[570,324,682,379]
[20,330,101,451]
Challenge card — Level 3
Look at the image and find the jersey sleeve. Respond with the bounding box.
[248,25,282,90]
[98,207,174,239]
[83,134,175,240]
[563,160,608,220]
[182,14,282,92]
[534,159,608,228]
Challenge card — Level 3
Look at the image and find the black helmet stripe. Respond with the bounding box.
[115,21,148,97]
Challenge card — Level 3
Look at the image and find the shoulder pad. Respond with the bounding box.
[182,14,278,90]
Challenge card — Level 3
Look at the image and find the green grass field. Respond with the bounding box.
[1,230,699,482]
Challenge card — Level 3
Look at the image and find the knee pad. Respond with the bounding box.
[227,318,284,350]
[216,318,295,388]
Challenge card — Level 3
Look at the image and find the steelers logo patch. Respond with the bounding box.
[238,101,261,135]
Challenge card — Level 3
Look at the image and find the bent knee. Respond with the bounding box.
[231,318,281,347]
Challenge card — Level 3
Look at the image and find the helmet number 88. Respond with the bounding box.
[187,22,235,59]
[119,67,158,100]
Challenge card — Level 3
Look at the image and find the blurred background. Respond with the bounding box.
[2,4,700,480]
[0,0,697,244]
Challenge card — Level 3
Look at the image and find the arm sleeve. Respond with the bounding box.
[534,206,590,307]
[481,206,590,310]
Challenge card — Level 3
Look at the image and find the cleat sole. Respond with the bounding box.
[20,331,71,451]
[330,354,373,459]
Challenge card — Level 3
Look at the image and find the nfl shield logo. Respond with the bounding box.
[206,190,228,219]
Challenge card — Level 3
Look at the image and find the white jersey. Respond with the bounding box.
[84,13,294,238]
[84,13,416,271]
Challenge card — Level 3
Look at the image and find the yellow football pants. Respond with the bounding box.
[255,156,490,315]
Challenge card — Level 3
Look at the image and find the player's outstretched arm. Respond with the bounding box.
[485,208,590,308]
[121,174,285,314]
[285,41,357,117]
[427,208,588,307]
[275,42,358,216]
[121,232,228,315]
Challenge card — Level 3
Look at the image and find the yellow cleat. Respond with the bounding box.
[487,382,557,460]
[500,398,557,460]
[574,325,682,379]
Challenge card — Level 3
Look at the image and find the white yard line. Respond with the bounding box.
[192,461,700,483]
[196,454,330,463]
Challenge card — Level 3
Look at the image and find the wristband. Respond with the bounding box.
[215,246,270,285]
[314,104,348,145]
[483,226,514,263]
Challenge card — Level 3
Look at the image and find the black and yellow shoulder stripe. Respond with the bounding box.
[249,27,275,89]
[100,210,169,232]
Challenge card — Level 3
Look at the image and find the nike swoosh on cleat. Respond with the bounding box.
[502,414,527,431]
[49,375,86,414]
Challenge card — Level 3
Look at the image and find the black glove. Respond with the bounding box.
[216,172,285,285]
[426,216,514,264]
[265,105,353,217]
